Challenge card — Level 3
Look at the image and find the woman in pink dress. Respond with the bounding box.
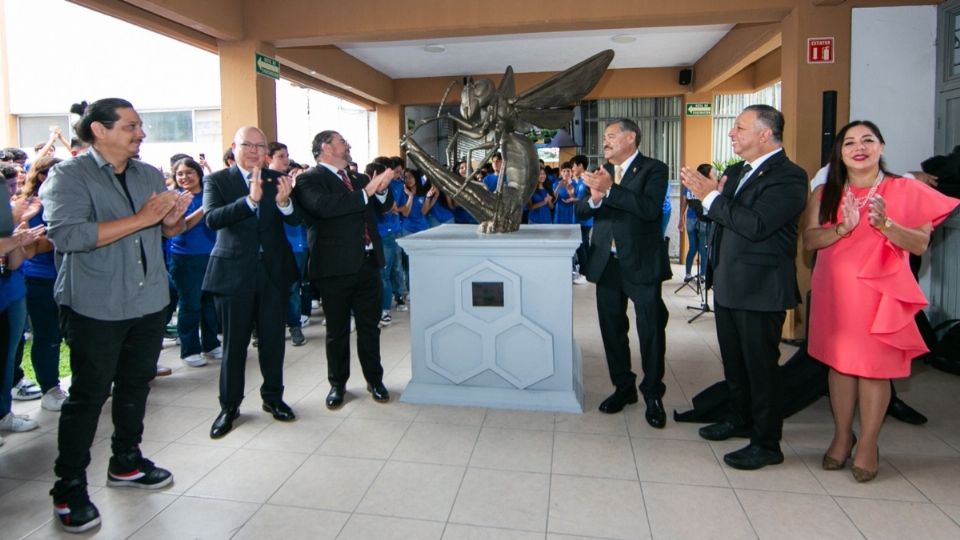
[804,120,958,482]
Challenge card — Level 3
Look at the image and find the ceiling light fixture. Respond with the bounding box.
[611,34,636,44]
[423,44,446,53]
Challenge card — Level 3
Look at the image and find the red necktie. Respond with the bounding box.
[338,170,372,246]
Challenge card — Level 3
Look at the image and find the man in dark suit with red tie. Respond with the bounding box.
[292,130,394,409]
[202,126,301,439]
[681,105,807,470]
[577,118,671,427]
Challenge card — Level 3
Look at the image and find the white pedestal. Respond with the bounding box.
[397,224,584,413]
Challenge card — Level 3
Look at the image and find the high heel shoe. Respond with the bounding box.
[851,447,879,483]
[822,433,857,471]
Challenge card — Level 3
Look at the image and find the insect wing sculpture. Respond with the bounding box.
[402,49,615,233]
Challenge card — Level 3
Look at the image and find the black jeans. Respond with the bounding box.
[54,307,163,480]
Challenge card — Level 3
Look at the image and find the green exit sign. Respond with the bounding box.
[685,102,712,116]
[255,53,280,80]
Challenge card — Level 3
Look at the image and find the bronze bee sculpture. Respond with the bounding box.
[401,49,615,233]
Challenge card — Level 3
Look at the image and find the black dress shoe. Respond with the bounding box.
[210,407,239,439]
[262,400,296,421]
[698,421,751,441]
[887,396,928,425]
[367,383,390,403]
[644,398,666,429]
[598,388,638,414]
[326,386,345,409]
[723,443,784,470]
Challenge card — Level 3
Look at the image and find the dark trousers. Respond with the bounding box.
[170,254,220,358]
[316,253,384,388]
[25,278,62,393]
[714,303,786,451]
[577,225,591,269]
[0,300,26,417]
[213,260,286,408]
[55,307,163,480]
[286,251,309,328]
[595,256,667,400]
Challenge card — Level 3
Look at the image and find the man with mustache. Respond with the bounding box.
[41,98,191,533]
[577,118,671,427]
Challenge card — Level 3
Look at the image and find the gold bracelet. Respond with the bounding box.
[835,224,851,238]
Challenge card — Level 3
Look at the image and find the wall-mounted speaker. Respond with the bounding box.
[821,90,837,167]
[679,69,693,86]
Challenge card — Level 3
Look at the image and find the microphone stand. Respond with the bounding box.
[686,221,712,323]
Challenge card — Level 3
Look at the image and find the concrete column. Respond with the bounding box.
[680,92,715,265]
[218,39,278,149]
[377,104,402,158]
[780,3,852,337]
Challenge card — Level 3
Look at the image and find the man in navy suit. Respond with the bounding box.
[293,131,394,409]
[577,118,671,427]
[681,105,807,470]
[202,126,301,439]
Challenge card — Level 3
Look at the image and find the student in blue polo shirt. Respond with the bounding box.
[168,157,220,368]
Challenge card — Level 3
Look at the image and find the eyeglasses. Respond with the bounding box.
[239,142,267,151]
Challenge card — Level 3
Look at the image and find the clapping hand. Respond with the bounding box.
[867,194,886,229]
[14,222,46,247]
[680,166,720,201]
[139,190,180,226]
[276,174,293,207]
[12,196,42,224]
[581,169,611,204]
[162,191,193,228]
[835,190,860,236]
[248,167,263,203]
[365,169,394,197]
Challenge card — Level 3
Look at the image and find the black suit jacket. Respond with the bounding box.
[707,150,808,311]
[576,153,672,292]
[292,165,392,279]
[201,165,300,294]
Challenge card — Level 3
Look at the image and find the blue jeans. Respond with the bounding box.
[287,251,308,328]
[26,277,62,393]
[1,297,28,416]
[169,254,220,358]
[380,233,405,311]
[684,217,709,276]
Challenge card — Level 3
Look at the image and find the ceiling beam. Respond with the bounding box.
[249,0,794,47]
[692,22,781,94]
[67,0,221,52]
[277,47,394,105]
[123,0,243,40]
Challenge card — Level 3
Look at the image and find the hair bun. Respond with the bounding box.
[69,101,88,116]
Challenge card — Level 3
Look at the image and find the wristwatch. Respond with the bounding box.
[882,217,894,230]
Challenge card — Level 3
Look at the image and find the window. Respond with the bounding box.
[579,97,683,179]
[140,110,193,143]
[17,115,70,149]
[712,82,782,167]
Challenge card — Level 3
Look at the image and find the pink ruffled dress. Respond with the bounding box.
[809,177,959,378]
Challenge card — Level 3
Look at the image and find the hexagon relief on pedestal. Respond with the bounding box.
[423,260,555,389]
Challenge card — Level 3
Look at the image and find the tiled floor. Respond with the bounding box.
[3,265,960,539]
